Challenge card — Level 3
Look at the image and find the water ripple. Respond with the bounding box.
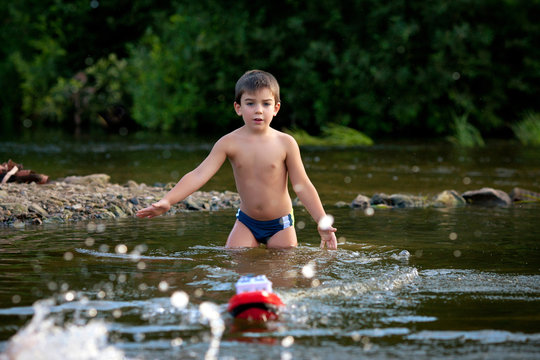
[75,248,193,261]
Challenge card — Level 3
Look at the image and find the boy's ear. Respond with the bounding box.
[274,102,281,116]
[234,102,242,116]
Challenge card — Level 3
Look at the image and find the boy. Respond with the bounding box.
[136,70,337,249]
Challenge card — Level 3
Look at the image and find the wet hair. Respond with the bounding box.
[234,70,280,104]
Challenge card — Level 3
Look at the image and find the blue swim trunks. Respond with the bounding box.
[236,209,294,245]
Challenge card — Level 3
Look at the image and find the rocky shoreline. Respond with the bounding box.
[347,187,540,210]
[0,174,240,226]
[1,174,538,227]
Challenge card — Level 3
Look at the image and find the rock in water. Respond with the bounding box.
[461,187,512,207]
[432,190,466,207]
[351,194,371,209]
[509,187,540,203]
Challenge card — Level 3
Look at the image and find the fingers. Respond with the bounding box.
[136,209,154,218]
[136,205,160,218]
[320,237,337,250]
[320,240,337,250]
[319,230,338,250]
[327,238,338,250]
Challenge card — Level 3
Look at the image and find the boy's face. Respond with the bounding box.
[234,88,280,131]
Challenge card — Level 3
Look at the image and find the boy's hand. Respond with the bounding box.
[318,225,338,250]
[136,199,171,218]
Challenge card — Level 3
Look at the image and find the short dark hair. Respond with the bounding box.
[235,70,280,104]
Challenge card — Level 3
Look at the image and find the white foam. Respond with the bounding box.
[0,300,124,360]
[282,267,420,303]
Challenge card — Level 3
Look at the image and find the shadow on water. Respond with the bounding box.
[1,137,540,359]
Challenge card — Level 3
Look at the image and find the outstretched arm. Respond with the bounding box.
[285,136,337,250]
[136,138,228,218]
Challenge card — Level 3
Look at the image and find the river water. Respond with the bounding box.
[1,137,539,359]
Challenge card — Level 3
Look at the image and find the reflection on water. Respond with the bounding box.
[1,140,540,359]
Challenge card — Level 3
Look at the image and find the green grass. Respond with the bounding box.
[448,114,485,147]
[512,112,540,146]
[284,125,373,146]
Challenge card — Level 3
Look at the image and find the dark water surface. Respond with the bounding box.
[1,137,539,359]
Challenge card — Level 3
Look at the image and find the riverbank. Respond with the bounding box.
[1,174,539,226]
[0,174,240,226]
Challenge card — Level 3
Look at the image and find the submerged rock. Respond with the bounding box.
[432,190,467,207]
[461,187,512,207]
[335,201,349,208]
[370,193,391,206]
[367,193,427,208]
[389,194,427,208]
[351,194,371,209]
[509,187,540,202]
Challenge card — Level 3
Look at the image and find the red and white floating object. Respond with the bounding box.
[227,275,284,321]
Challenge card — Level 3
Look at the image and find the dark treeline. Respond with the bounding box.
[1,0,539,139]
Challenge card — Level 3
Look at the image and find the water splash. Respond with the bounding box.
[0,299,124,360]
[199,302,225,360]
[391,250,411,261]
[286,266,419,302]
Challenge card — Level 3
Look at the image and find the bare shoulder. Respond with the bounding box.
[275,130,300,152]
[214,130,241,151]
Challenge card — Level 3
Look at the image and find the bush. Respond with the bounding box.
[126,4,252,133]
[32,54,130,130]
[512,112,540,146]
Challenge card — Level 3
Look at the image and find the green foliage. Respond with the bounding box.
[284,128,324,146]
[126,2,261,132]
[322,125,374,146]
[35,54,130,126]
[448,113,485,147]
[512,112,540,146]
[123,0,540,137]
[285,125,373,146]
[127,21,205,132]
[10,37,67,120]
[1,0,539,139]
[0,0,172,132]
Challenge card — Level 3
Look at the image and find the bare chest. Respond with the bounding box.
[229,143,286,174]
